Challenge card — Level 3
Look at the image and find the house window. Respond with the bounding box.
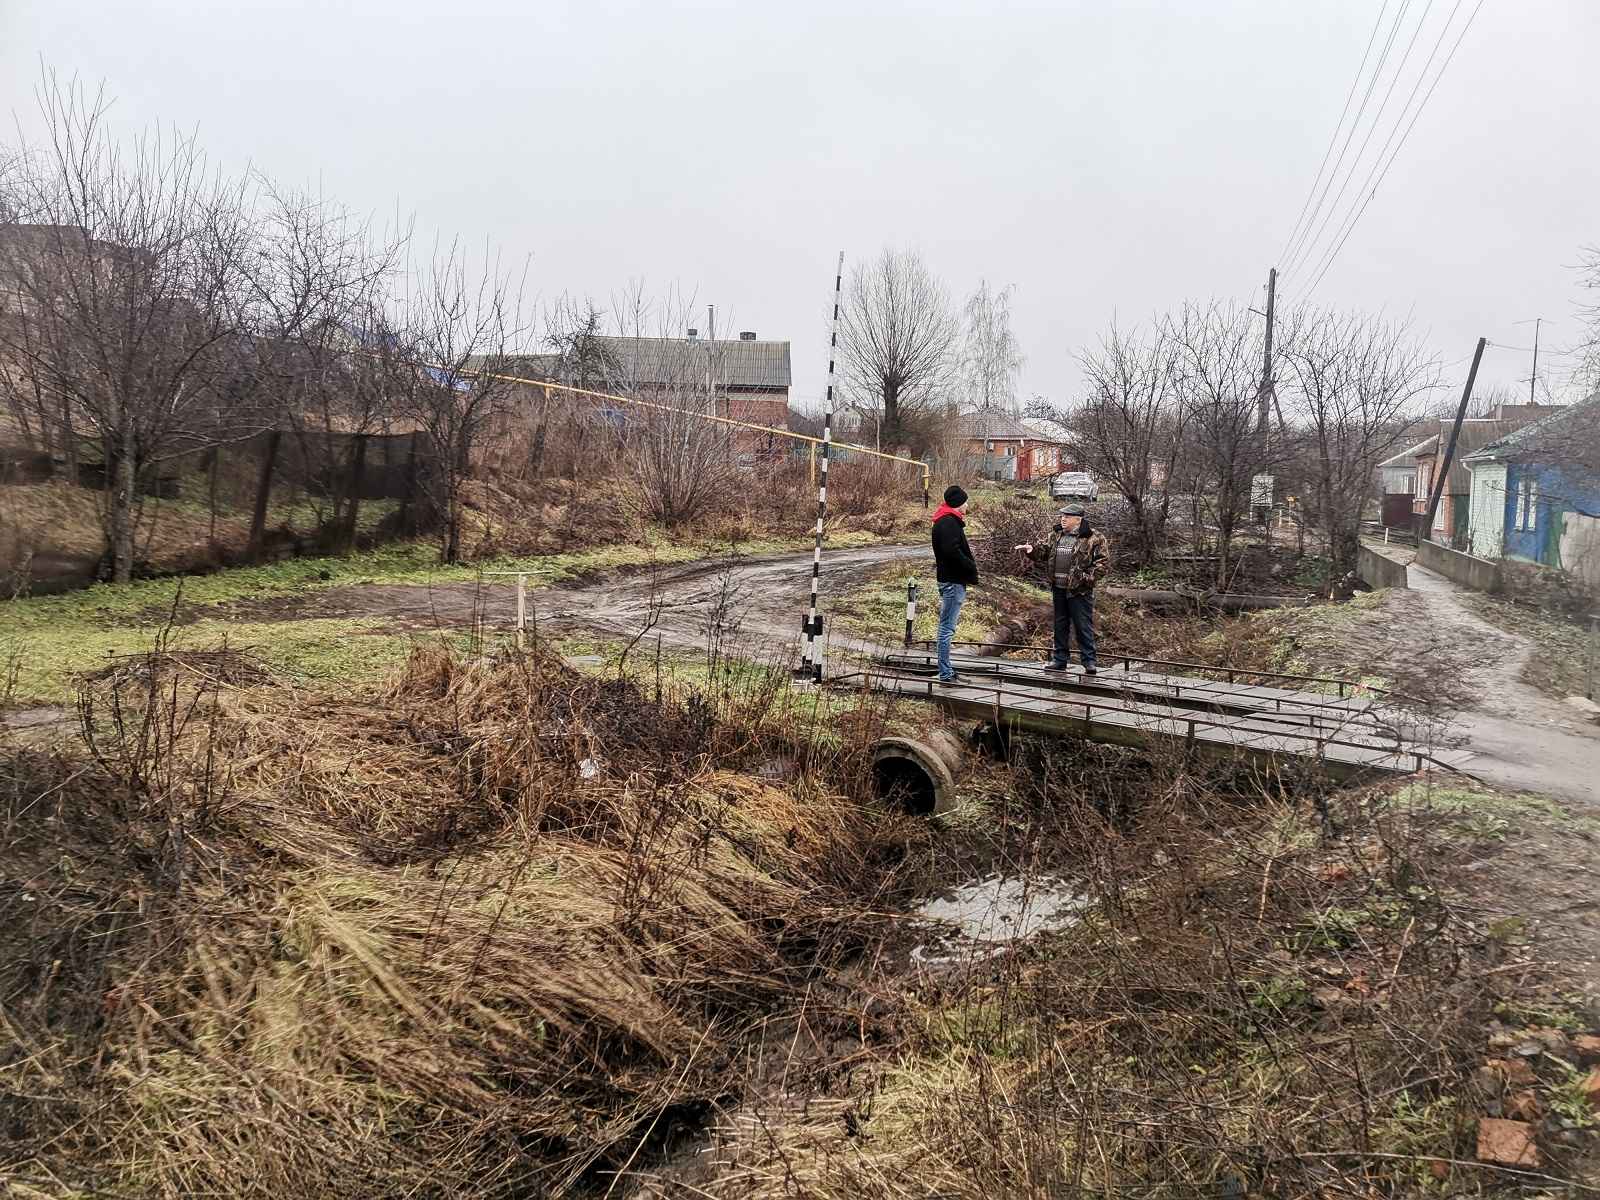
[1005,446,1015,457]
[1515,480,1527,531]
[1524,480,1539,531]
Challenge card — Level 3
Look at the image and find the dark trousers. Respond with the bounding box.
[1051,588,1096,669]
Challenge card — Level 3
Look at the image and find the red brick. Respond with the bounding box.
[1477,1118,1539,1167]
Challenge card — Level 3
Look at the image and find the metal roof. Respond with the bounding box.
[1022,417,1073,443]
[471,336,790,391]
[1464,392,1598,464]
[591,335,790,390]
[958,409,1038,440]
[1435,420,1528,491]
[1378,435,1437,470]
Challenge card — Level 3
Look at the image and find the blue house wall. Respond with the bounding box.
[1502,461,1600,568]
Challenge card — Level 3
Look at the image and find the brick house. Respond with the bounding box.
[957,410,1066,482]
[512,330,791,459]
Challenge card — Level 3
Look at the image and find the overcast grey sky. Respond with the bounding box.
[3,0,1597,411]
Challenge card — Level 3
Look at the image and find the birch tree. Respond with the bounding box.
[961,279,1024,414]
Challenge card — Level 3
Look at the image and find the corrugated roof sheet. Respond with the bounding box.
[1379,435,1437,470]
[1465,392,1599,463]
[1022,417,1073,443]
[958,409,1037,440]
[1439,420,1528,491]
[592,335,790,389]
[470,336,791,391]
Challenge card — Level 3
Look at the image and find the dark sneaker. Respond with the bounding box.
[1044,660,1069,671]
[1083,666,1098,676]
[937,673,962,685]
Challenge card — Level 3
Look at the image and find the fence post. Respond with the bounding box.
[516,572,527,649]
[904,579,918,647]
[1588,612,1598,701]
[247,430,282,557]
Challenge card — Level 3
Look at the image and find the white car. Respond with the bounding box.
[1049,471,1098,503]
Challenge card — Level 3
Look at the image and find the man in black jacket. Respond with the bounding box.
[930,485,978,683]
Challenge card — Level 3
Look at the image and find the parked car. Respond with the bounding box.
[1049,471,1099,503]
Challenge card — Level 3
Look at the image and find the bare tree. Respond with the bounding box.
[961,279,1024,414]
[1575,244,1600,398]
[1278,310,1438,579]
[610,284,734,526]
[526,295,618,479]
[1073,320,1187,565]
[392,239,530,563]
[239,180,407,546]
[0,74,259,582]
[1170,301,1283,587]
[838,248,957,448]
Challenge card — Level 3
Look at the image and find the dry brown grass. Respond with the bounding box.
[667,760,1581,1199]
[2,642,913,1197]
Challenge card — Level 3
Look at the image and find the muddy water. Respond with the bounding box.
[1,706,71,730]
[910,873,1089,966]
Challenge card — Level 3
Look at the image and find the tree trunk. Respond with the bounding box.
[113,418,136,583]
[248,430,282,558]
[341,433,368,552]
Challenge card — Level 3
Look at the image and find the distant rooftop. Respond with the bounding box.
[957,409,1037,440]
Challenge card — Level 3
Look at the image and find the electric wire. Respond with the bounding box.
[1286,0,1449,285]
[1280,0,1417,278]
[1275,0,1393,269]
[1296,0,1483,302]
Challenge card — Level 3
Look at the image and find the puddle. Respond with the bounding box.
[1,706,71,731]
[910,874,1089,967]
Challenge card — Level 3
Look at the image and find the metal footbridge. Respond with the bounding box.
[844,647,1471,783]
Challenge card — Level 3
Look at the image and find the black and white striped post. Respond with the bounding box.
[798,250,844,683]
[904,579,918,647]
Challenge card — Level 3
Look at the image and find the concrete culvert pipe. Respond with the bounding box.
[871,730,964,816]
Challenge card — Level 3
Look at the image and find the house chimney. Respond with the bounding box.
[687,328,698,340]
[739,330,756,341]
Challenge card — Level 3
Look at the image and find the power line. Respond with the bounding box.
[1285,0,1437,281]
[1295,0,1466,297]
[1297,0,1486,302]
[1275,0,1393,269]
[1280,0,1417,278]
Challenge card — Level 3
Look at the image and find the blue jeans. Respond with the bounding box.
[936,582,966,679]
[1051,588,1096,669]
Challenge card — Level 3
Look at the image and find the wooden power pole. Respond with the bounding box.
[1257,266,1277,437]
[1421,336,1488,542]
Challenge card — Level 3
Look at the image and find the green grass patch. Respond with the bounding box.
[0,528,917,704]
[831,563,1049,648]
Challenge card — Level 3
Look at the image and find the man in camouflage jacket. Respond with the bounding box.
[1014,504,1111,674]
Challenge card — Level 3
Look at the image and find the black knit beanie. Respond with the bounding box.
[943,485,968,508]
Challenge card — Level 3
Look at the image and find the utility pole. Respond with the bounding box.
[1257,267,1277,437]
[1422,337,1487,542]
[1530,317,1542,404]
[1250,266,1277,524]
[1513,317,1543,404]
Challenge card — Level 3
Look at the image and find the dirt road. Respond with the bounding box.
[226,542,927,658]
[1403,563,1600,804]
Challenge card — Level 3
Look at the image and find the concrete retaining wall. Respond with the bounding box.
[1417,538,1501,592]
[1357,544,1409,590]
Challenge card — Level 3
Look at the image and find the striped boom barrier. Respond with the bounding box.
[798,250,844,682]
[904,579,918,647]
